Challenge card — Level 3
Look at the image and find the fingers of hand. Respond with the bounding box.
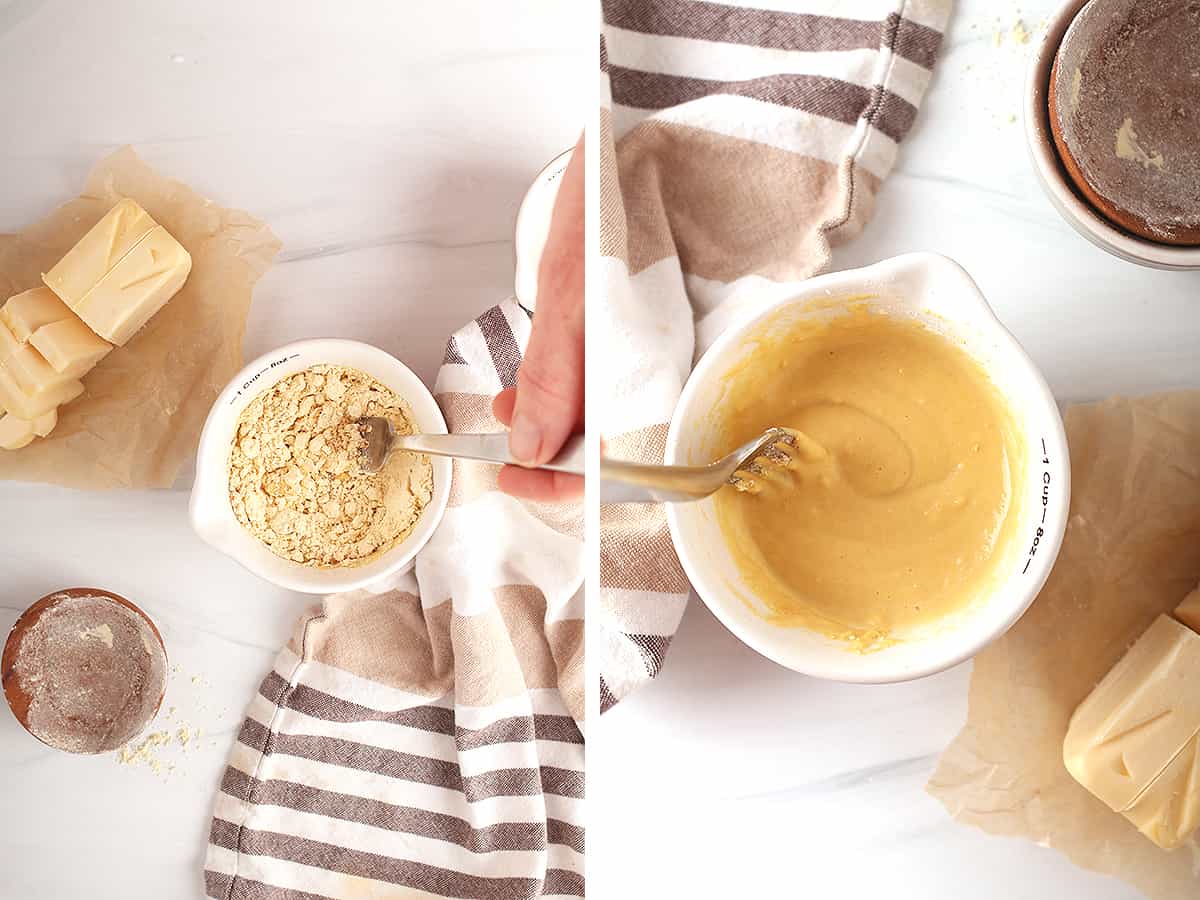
[497,465,583,503]
[495,388,583,502]
[492,388,516,428]
[509,321,584,466]
[510,141,585,467]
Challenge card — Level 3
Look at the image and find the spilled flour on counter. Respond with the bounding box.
[114,668,214,780]
[964,13,1048,127]
[117,730,174,774]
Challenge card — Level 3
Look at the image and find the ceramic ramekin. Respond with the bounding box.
[665,253,1070,683]
[1024,0,1200,271]
[513,148,573,308]
[189,339,452,594]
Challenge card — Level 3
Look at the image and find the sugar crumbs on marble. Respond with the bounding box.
[114,667,218,779]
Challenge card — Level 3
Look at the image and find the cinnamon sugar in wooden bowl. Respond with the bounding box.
[1049,0,1200,246]
[1025,0,1200,269]
[2,588,167,754]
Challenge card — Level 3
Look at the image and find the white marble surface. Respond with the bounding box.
[593,2,1199,899]
[0,2,586,898]
[5,1,1200,898]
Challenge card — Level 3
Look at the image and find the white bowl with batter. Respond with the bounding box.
[666,253,1070,683]
[189,339,452,594]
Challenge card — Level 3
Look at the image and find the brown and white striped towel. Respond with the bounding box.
[204,297,585,899]
[598,0,953,710]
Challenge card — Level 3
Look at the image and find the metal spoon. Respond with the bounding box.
[600,427,797,503]
[357,417,585,475]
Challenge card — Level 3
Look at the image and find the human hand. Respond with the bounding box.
[495,133,584,503]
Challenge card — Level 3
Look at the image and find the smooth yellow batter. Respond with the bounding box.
[713,306,1025,650]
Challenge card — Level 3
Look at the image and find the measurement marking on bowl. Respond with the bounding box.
[227,353,301,406]
[1023,437,1055,575]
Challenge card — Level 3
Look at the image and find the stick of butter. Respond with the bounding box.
[0,287,73,342]
[0,413,35,450]
[29,318,112,379]
[1064,605,1200,850]
[42,199,156,307]
[0,409,55,450]
[0,200,190,450]
[65,225,191,346]
[0,319,76,394]
[1122,732,1200,851]
[31,408,56,437]
[0,362,82,421]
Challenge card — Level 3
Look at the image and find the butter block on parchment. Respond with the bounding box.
[65,225,191,345]
[1064,610,1200,849]
[0,361,83,421]
[1122,732,1200,851]
[0,408,59,449]
[30,409,55,437]
[0,413,34,450]
[0,319,77,394]
[0,287,73,342]
[0,400,61,449]
[0,299,104,439]
[29,318,112,379]
[42,198,156,307]
[0,197,192,451]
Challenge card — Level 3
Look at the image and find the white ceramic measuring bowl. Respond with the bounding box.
[514,148,572,308]
[189,339,452,594]
[665,253,1070,683]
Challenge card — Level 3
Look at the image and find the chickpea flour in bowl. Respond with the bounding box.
[190,339,452,594]
[227,364,433,569]
[666,254,1070,683]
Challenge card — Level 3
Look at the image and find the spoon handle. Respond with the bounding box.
[392,432,585,476]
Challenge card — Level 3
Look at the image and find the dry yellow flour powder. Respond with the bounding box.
[228,364,433,567]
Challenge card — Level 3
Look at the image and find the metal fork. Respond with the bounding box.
[357,417,585,475]
[600,427,796,503]
[359,418,795,504]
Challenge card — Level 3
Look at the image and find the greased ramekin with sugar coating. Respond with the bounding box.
[666,253,1070,683]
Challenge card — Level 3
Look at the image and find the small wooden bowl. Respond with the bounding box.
[1048,0,1200,246]
[2,588,167,754]
[1024,0,1200,269]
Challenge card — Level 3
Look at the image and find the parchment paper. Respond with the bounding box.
[929,392,1200,899]
[0,147,280,489]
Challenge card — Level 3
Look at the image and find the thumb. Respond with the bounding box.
[509,293,584,465]
[509,136,585,466]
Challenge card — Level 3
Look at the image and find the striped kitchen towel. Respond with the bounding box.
[204,297,585,899]
[598,0,953,710]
